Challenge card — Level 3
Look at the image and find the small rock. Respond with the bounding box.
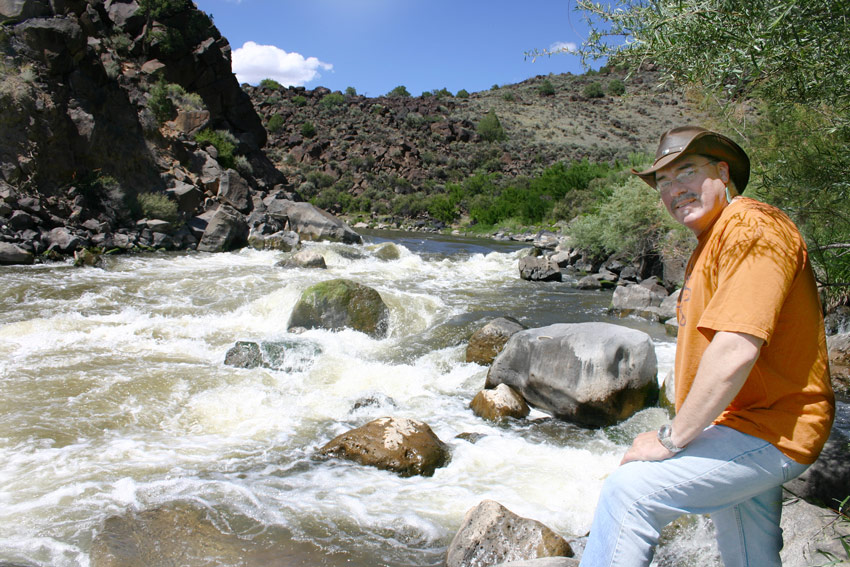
[317,417,450,477]
[470,384,530,421]
[447,500,573,567]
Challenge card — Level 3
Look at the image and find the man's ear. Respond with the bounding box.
[717,161,730,183]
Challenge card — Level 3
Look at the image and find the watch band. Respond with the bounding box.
[657,424,684,453]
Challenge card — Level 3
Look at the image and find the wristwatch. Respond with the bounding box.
[657,424,684,453]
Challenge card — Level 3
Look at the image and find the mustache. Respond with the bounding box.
[671,193,698,208]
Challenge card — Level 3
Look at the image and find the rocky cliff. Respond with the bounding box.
[0,0,317,264]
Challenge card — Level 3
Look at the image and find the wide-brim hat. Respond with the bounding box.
[632,126,750,192]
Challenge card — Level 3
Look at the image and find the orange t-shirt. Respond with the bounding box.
[675,197,834,464]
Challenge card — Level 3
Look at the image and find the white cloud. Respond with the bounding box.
[549,41,577,54]
[231,41,333,86]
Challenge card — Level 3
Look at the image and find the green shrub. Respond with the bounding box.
[259,78,283,90]
[538,79,555,96]
[456,89,470,99]
[477,110,507,143]
[137,192,179,223]
[502,92,515,102]
[320,92,345,108]
[194,128,237,169]
[138,0,191,19]
[345,86,357,96]
[148,78,176,124]
[432,88,452,99]
[568,177,684,261]
[267,113,285,133]
[387,85,411,97]
[291,95,307,107]
[583,81,605,98]
[607,78,626,96]
[300,121,316,138]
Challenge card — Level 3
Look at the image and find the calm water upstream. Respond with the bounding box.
[7,228,831,566]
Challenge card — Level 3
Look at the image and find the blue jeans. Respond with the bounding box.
[580,425,809,567]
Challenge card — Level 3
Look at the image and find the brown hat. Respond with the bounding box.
[632,126,750,192]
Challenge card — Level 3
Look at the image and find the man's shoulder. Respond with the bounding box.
[721,197,800,239]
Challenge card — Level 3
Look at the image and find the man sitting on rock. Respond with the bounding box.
[580,126,835,567]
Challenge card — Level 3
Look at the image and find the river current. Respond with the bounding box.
[0,229,738,566]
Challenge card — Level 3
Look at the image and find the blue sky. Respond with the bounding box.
[192,0,598,97]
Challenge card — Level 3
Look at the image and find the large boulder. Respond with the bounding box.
[287,278,389,338]
[0,242,34,265]
[281,248,327,269]
[827,333,850,396]
[610,281,672,321]
[486,323,658,427]
[214,169,252,213]
[470,384,530,422]
[519,256,562,282]
[446,500,573,567]
[779,495,850,567]
[317,417,450,477]
[196,205,248,252]
[466,317,527,365]
[264,198,362,244]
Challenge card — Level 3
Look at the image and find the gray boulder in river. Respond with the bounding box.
[264,198,362,244]
[287,278,389,338]
[486,322,658,427]
[446,500,574,567]
[317,417,450,477]
[466,316,527,365]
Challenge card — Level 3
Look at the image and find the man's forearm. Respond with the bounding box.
[669,331,763,448]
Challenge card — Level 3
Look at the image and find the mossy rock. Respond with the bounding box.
[287,278,390,338]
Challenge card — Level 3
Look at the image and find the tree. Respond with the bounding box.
[571,0,850,303]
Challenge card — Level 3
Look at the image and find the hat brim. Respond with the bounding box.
[632,130,750,192]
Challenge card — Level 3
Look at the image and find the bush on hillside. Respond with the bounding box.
[583,81,605,98]
[456,89,470,99]
[267,113,285,133]
[259,78,283,90]
[608,78,626,96]
[320,92,345,108]
[194,128,237,169]
[387,85,411,97]
[137,192,179,223]
[148,78,175,124]
[538,78,556,96]
[345,86,357,96]
[301,121,316,138]
[477,110,507,143]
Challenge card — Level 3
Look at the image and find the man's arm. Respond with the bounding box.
[621,330,764,465]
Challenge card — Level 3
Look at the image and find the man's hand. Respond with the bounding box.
[620,430,675,465]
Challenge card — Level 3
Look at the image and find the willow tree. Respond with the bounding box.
[563,0,850,304]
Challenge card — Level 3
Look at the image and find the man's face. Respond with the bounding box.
[655,155,730,236]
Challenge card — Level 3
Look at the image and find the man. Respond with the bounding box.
[580,126,835,566]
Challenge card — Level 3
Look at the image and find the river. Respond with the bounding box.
[0,230,840,566]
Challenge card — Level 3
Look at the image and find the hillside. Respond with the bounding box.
[248,68,704,224]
